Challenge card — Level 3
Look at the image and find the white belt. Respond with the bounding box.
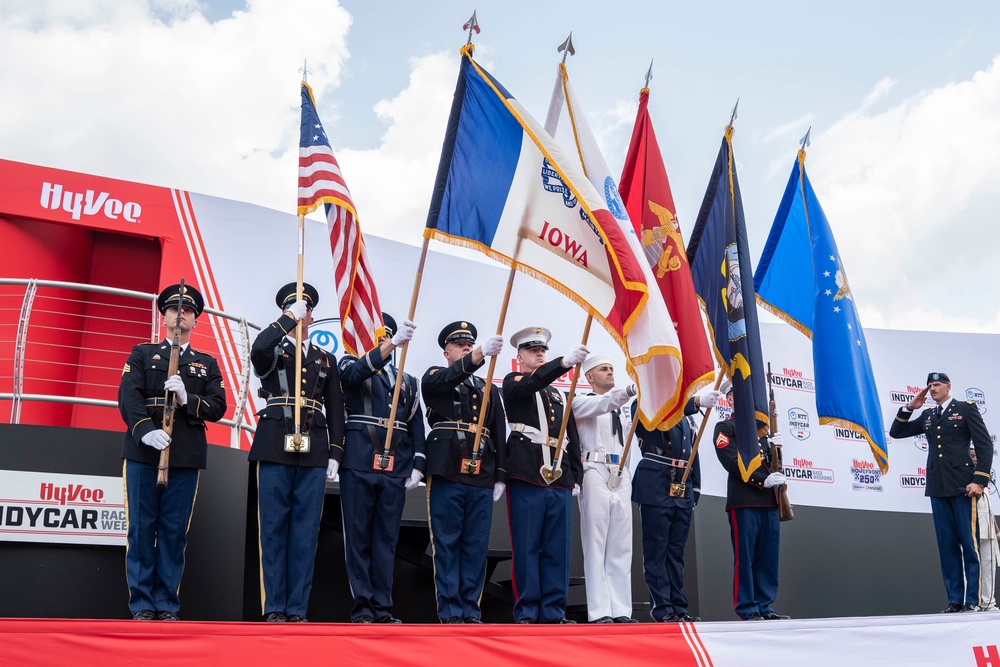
[583,452,621,464]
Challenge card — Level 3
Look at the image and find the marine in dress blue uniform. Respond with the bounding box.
[502,326,585,624]
[249,282,346,622]
[335,312,425,624]
[713,383,789,621]
[119,284,227,621]
[421,321,507,623]
[889,372,993,612]
[631,396,709,623]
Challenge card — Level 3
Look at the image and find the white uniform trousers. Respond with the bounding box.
[978,494,999,610]
[578,462,633,620]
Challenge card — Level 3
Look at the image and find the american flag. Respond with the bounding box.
[298,81,383,357]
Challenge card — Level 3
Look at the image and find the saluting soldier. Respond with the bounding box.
[421,321,507,623]
[335,312,424,624]
[249,282,345,623]
[632,390,722,623]
[890,372,993,612]
[502,326,586,624]
[118,284,228,621]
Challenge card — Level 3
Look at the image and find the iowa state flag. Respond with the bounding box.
[687,127,769,480]
[425,47,681,430]
[618,85,715,420]
[754,150,887,472]
[543,63,685,428]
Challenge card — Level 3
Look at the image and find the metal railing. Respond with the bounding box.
[0,278,261,444]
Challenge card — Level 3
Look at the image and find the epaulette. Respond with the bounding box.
[428,367,440,376]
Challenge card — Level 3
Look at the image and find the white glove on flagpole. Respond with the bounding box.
[391,320,416,346]
[699,390,724,408]
[561,346,589,368]
[481,335,504,357]
[286,300,308,321]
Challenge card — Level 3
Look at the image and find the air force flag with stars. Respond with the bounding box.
[424,46,681,430]
[754,150,888,473]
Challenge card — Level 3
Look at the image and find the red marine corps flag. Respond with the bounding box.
[618,71,715,416]
[297,80,384,356]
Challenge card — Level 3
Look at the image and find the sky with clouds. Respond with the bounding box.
[2,0,999,334]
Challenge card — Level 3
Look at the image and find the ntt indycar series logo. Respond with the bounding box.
[967,387,987,415]
[40,181,142,223]
[889,385,935,407]
[784,457,834,483]
[771,368,815,393]
[787,407,810,440]
[850,459,883,492]
[900,467,927,489]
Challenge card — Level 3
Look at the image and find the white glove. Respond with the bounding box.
[763,472,787,488]
[141,429,171,450]
[561,345,589,368]
[768,433,783,448]
[493,482,506,502]
[164,374,188,406]
[326,459,339,480]
[481,335,504,357]
[286,299,308,321]
[405,469,424,491]
[391,320,416,346]
[572,483,581,497]
[699,390,724,409]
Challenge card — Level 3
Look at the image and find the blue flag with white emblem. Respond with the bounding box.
[687,127,769,481]
[753,150,887,473]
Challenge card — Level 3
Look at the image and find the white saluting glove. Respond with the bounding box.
[326,459,339,480]
[481,335,504,357]
[561,346,589,368]
[572,483,581,497]
[699,390,724,409]
[286,299,308,322]
[391,320,416,346]
[763,472,787,488]
[493,482,506,502]
[141,429,171,451]
[164,374,188,406]
[405,469,424,491]
[767,433,783,448]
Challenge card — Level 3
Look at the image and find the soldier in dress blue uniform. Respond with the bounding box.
[713,381,789,621]
[421,321,507,623]
[631,390,722,623]
[334,312,424,624]
[890,371,993,612]
[502,326,586,624]
[249,282,346,623]
[118,284,228,621]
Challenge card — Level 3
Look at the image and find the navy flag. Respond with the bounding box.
[687,126,769,480]
[754,149,887,473]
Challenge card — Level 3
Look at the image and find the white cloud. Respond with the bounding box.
[860,76,897,110]
[809,55,1000,333]
[0,0,351,212]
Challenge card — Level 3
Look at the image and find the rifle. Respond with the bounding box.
[767,362,794,521]
[157,280,185,489]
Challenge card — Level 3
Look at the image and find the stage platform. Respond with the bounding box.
[2,613,999,666]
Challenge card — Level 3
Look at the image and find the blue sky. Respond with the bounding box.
[1,0,999,333]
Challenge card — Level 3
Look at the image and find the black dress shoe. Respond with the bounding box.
[761,612,790,620]
[676,613,701,622]
[516,618,535,624]
[287,615,308,623]
[132,610,156,621]
[463,617,483,624]
[941,603,964,613]
[376,614,403,624]
[613,616,640,623]
[264,612,287,622]
[156,611,180,621]
[962,604,980,612]
[352,615,374,624]
[548,617,576,624]
[743,612,764,620]
[659,613,681,622]
[444,617,464,624]
[592,616,614,624]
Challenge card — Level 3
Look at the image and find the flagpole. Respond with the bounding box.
[608,416,641,490]
[467,234,524,474]
[291,213,307,450]
[541,313,592,484]
[674,373,724,492]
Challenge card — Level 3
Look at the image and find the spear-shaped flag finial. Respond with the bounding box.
[644,59,653,88]
[558,32,575,64]
[728,98,740,130]
[799,126,812,150]
[298,59,311,84]
[464,10,480,45]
